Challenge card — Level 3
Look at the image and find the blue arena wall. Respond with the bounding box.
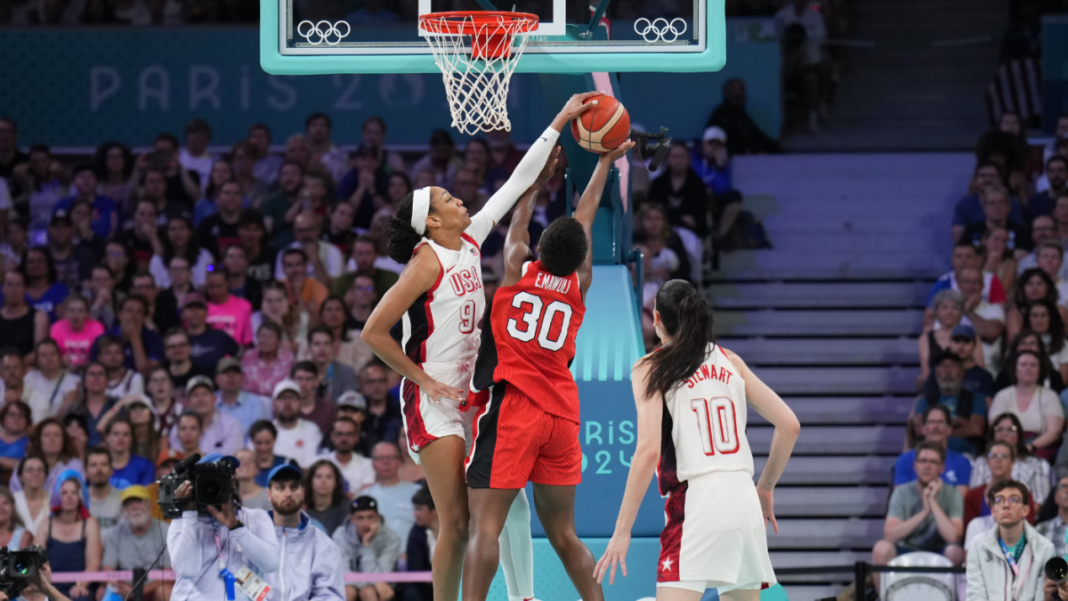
[0,21,780,147]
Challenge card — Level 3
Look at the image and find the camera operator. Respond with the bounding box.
[1047,579,1068,601]
[166,454,280,601]
[0,562,72,601]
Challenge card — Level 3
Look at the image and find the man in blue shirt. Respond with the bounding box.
[215,357,270,438]
[894,405,972,497]
[180,293,240,373]
[922,325,994,400]
[914,352,988,455]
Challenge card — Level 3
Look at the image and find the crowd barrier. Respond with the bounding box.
[47,569,433,583]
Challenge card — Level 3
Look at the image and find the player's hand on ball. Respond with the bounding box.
[593,532,630,585]
[421,377,465,404]
[553,91,603,127]
[757,487,778,534]
[602,140,636,162]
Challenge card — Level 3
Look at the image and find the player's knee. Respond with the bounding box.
[440,514,470,544]
[543,521,579,549]
[872,540,896,564]
[358,585,379,601]
[943,544,964,565]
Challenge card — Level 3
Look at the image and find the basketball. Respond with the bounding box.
[570,94,631,153]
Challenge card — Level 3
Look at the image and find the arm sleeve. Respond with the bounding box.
[231,508,281,573]
[101,530,117,568]
[310,534,347,601]
[167,512,207,578]
[945,488,964,519]
[887,487,908,520]
[466,127,561,245]
[376,529,402,574]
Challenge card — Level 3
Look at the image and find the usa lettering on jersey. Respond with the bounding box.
[449,266,483,295]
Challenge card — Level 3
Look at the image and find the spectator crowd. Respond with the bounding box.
[869,110,1068,598]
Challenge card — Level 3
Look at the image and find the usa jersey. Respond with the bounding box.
[402,233,486,370]
[658,343,753,495]
[473,261,586,423]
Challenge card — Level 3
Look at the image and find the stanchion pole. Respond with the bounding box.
[854,561,867,601]
[132,568,144,601]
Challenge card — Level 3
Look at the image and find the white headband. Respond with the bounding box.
[411,187,431,235]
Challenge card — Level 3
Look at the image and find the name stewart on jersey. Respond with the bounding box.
[534,272,572,294]
[686,363,734,388]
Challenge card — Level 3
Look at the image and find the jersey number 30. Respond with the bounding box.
[690,396,740,455]
[506,292,573,351]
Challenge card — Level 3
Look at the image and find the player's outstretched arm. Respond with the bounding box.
[360,247,467,404]
[574,141,635,298]
[502,148,560,287]
[593,357,662,585]
[468,93,600,241]
[726,349,800,534]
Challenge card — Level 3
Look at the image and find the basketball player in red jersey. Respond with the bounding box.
[593,280,801,600]
[461,140,636,601]
[361,94,603,601]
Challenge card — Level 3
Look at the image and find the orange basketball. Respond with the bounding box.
[571,94,630,154]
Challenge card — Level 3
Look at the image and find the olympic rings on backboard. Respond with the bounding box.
[633,18,688,43]
[296,20,351,46]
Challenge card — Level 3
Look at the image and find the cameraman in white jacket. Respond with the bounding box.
[967,478,1054,601]
[167,452,281,601]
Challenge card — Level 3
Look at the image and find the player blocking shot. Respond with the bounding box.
[594,280,801,601]
[461,138,637,601]
[360,93,603,601]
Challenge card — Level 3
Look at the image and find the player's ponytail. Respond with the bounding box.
[642,280,716,400]
[387,191,434,264]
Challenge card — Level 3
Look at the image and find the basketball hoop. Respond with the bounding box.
[419,11,538,135]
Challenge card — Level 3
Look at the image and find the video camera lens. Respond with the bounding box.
[1047,557,1068,585]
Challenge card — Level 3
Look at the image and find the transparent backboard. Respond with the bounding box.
[260,0,725,75]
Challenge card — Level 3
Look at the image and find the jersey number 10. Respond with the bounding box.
[690,396,740,455]
[506,292,573,351]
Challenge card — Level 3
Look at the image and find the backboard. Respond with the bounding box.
[260,0,725,75]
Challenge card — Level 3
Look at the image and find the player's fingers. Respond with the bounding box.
[621,557,627,577]
[576,91,604,100]
[769,514,779,534]
[609,560,617,585]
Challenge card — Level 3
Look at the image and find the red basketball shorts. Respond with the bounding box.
[465,382,582,489]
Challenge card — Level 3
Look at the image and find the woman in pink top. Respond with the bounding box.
[49,295,104,371]
[240,321,294,397]
[204,268,253,345]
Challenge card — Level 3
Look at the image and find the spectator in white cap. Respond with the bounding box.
[214,356,271,436]
[168,375,244,456]
[691,126,746,250]
[321,415,374,496]
[272,379,323,468]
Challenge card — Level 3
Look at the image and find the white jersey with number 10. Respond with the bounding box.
[661,343,753,490]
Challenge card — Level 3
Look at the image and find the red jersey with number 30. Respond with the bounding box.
[658,343,754,495]
[474,260,585,423]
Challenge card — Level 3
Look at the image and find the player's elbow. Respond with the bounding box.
[777,414,801,438]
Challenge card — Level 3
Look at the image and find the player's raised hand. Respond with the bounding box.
[593,531,630,585]
[601,140,636,163]
[420,377,466,405]
[551,91,603,130]
[532,147,561,190]
[757,486,779,534]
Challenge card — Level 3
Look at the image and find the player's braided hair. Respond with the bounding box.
[641,280,716,400]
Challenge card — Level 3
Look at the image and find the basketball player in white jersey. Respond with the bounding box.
[361,92,602,601]
[593,280,801,600]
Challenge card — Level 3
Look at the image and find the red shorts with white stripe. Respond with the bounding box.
[465,382,582,489]
[657,470,776,593]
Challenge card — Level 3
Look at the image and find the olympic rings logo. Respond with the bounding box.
[633,17,688,43]
[296,20,351,46]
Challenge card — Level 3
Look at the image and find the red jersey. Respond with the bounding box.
[472,260,586,423]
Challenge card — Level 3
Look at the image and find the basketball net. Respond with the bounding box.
[420,12,538,135]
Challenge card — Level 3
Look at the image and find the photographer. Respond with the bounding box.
[0,562,72,601]
[166,454,280,601]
